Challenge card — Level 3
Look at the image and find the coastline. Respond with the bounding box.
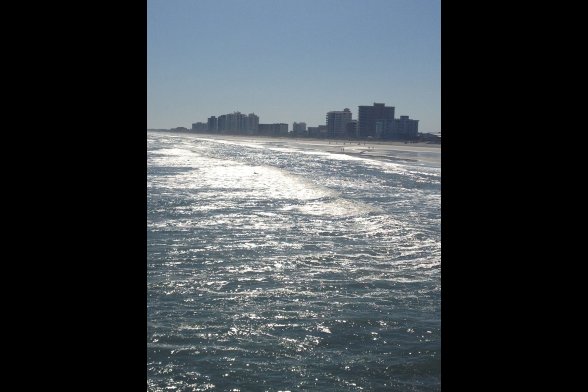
[148,130,441,167]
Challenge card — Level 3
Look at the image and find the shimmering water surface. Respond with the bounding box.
[147,132,441,391]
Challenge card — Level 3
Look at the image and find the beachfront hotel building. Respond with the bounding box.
[292,122,307,137]
[292,122,307,132]
[373,115,419,140]
[243,113,259,134]
[358,103,395,138]
[346,120,357,138]
[207,116,218,132]
[393,115,419,139]
[214,112,260,134]
[326,108,353,139]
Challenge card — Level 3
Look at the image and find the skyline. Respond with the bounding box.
[147,0,440,132]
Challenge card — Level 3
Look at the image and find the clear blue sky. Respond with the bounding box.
[148,0,440,132]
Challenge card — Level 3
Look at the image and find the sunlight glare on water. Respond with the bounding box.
[147,132,441,392]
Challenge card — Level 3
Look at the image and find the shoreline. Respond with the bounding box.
[147,130,440,148]
[148,130,440,167]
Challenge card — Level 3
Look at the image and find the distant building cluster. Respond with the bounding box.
[205,112,260,134]
[182,102,427,141]
[201,111,288,137]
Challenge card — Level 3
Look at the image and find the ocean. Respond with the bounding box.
[147,131,441,391]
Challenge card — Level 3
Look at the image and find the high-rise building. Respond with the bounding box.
[229,112,244,132]
[217,112,247,133]
[326,108,352,138]
[392,115,419,139]
[346,120,357,138]
[244,113,259,134]
[217,115,227,132]
[357,103,395,138]
[207,116,218,133]
[293,122,307,136]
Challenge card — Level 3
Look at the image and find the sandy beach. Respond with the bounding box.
[154,131,441,167]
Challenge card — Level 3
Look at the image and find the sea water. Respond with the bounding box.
[147,132,441,391]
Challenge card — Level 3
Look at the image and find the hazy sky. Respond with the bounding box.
[148,0,440,132]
